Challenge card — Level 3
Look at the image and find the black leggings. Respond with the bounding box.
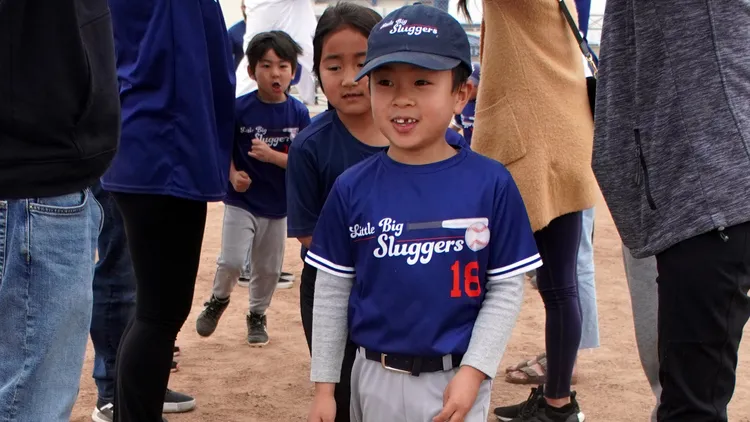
[301,262,357,422]
[112,193,207,422]
[534,211,583,399]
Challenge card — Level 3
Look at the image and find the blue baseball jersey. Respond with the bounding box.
[102,0,236,201]
[224,92,310,218]
[454,99,476,145]
[287,110,469,242]
[305,148,541,357]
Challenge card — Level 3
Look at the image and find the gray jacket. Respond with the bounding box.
[593,0,750,258]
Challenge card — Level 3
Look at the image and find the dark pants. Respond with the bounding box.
[90,182,136,405]
[656,222,750,421]
[113,193,207,422]
[301,262,357,422]
[534,211,583,399]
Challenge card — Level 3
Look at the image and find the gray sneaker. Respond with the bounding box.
[247,312,269,346]
[163,388,196,413]
[196,295,229,337]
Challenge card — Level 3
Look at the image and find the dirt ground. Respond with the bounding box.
[70,201,750,422]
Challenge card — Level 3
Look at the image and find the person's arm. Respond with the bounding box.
[460,274,524,377]
[286,140,323,244]
[302,180,356,397]
[310,270,353,382]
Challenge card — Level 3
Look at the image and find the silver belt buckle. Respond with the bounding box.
[380,353,411,374]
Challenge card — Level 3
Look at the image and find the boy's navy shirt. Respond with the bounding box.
[287,110,469,255]
[454,99,476,145]
[102,0,236,202]
[305,148,540,356]
[225,91,310,218]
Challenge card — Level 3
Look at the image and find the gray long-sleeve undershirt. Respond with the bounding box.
[310,270,525,383]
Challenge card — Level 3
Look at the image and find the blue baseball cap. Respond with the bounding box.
[355,4,472,81]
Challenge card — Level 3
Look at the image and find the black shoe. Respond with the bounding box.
[196,295,229,337]
[163,388,196,413]
[237,275,250,287]
[497,387,585,422]
[277,272,294,289]
[246,312,269,346]
[494,386,546,421]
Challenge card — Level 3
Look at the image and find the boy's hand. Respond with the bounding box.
[248,138,277,163]
[230,170,251,192]
[432,366,485,422]
[307,384,336,422]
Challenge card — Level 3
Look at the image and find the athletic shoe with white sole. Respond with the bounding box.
[237,276,250,288]
[163,388,196,413]
[277,272,294,289]
[495,386,585,422]
[92,403,114,422]
[196,295,230,337]
[247,312,269,346]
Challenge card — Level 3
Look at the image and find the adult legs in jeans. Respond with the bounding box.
[113,193,207,422]
[535,212,583,401]
[622,245,660,422]
[90,182,137,407]
[577,208,599,351]
[655,223,750,422]
[0,190,102,422]
[301,262,357,422]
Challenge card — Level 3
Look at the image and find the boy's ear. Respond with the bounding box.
[452,80,472,115]
[247,64,256,82]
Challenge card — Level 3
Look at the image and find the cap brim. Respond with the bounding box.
[355,51,461,81]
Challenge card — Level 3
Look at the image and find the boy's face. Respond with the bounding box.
[370,63,469,151]
[319,27,371,116]
[249,49,295,103]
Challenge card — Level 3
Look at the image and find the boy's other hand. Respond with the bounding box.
[230,170,251,192]
[433,366,485,422]
[307,385,336,422]
[248,138,276,163]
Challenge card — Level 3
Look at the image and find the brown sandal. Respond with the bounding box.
[505,352,546,373]
[504,353,579,385]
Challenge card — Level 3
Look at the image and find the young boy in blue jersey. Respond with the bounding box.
[450,62,479,145]
[304,5,541,422]
[196,30,310,346]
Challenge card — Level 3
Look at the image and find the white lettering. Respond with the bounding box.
[349,223,376,239]
[372,234,462,265]
[378,218,403,237]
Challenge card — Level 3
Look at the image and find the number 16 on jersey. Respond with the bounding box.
[451,260,481,298]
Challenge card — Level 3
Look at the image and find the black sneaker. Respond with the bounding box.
[494,386,546,421]
[196,295,229,337]
[246,312,269,346]
[498,387,585,422]
[163,388,196,413]
[91,403,113,422]
[277,272,294,289]
[237,275,250,287]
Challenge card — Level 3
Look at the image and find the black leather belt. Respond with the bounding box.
[362,348,463,376]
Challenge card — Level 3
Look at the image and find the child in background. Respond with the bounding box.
[286,4,469,421]
[304,5,540,422]
[451,62,479,145]
[196,31,310,346]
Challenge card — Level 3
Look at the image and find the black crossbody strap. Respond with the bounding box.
[558,0,598,79]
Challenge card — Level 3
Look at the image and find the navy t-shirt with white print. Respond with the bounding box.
[304,148,541,356]
[287,110,470,243]
[224,92,310,218]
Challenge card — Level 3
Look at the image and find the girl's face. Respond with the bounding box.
[318,27,371,116]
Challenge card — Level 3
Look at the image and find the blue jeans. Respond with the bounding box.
[0,190,102,422]
[578,207,600,350]
[90,182,136,405]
